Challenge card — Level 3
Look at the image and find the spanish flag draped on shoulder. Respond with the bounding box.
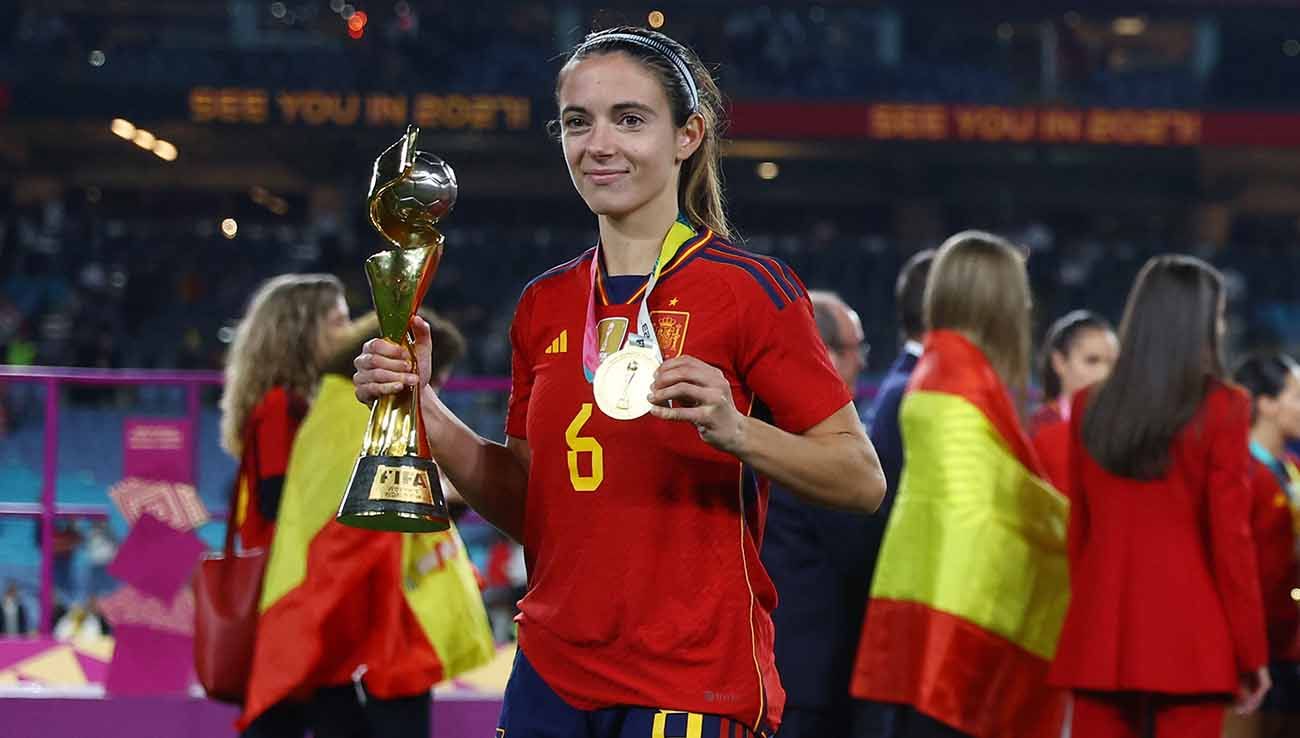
[238,375,495,728]
[851,330,1069,737]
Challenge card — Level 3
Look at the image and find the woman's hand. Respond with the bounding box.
[1234,665,1272,714]
[353,316,433,403]
[648,355,747,455]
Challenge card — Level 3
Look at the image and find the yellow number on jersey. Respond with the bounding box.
[565,403,604,492]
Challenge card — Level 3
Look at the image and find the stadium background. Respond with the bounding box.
[3,0,1300,714]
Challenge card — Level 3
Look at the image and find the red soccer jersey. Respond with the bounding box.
[505,229,851,731]
[236,386,307,551]
[1029,400,1071,494]
[1247,457,1300,662]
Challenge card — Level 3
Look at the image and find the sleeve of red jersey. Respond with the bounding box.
[1065,389,1091,567]
[738,291,853,435]
[252,388,294,479]
[505,288,535,439]
[1206,385,1268,674]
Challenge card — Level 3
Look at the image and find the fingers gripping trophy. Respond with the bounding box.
[337,125,454,533]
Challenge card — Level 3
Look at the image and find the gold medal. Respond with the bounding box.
[592,346,660,420]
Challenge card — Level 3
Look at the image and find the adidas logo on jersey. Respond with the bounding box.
[544,330,568,354]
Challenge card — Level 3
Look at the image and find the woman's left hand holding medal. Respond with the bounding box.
[648,355,746,454]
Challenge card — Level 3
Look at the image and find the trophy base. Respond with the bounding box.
[337,455,451,533]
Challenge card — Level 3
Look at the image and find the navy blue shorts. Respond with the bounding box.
[496,649,771,738]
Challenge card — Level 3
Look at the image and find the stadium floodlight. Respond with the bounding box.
[152,140,178,162]
[1112,17,1146,36]
[132,129,156,150]
[110,118,135,139]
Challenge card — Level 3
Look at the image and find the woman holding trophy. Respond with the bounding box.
[352,26,885,738]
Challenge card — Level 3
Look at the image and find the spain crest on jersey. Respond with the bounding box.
[650,310,690,359]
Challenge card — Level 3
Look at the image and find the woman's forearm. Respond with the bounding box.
[420,385,528,541]
[733,407,885,512]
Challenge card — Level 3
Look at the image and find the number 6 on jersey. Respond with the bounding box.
[565,403,604,492]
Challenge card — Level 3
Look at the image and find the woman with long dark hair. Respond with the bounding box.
[1051,255,1270,737]
[353,26,885,738]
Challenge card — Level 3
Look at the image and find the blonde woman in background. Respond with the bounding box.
[220,273,349,738]
[239,311,494,738]
[852,232,1069,738]
[219,273,348,552]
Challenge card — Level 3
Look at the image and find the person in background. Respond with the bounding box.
[851,248,933,737]
[5,321,37,366]
[54,595,106,643]
[761,289,871,738]
[238,310,494,738]
[219,273,348,738]
[1,581,30,636]
[1051,255,1270,737]
[1229,353,1300,738]
[1030,310,1118,492]
[86,595,110,636]
[50,595,68,632]
[84,519,118,596]
[218,273,349,553]
[482,535,528,642]
[867,250,934,506]
[1,321,37,429]
[852,232,1068,738]
[48,519,81,602]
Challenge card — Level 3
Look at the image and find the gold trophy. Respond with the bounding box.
[337,125,454,533]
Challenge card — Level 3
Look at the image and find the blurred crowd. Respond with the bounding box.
[3,192,1298,389]
[5,2,1297,108]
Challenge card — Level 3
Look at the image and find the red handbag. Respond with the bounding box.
[192,482,266,704]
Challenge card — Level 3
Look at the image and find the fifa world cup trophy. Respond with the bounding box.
[337,125,455,532]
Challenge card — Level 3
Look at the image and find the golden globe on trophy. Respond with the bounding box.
[337,125,454,533]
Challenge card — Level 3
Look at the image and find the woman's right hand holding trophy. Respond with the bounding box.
[353,317,432,403]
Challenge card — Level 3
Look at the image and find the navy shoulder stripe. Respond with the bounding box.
[711,243,805,301]
[698,249,790,309]
[520,248,593,295]
[771,255,807,298]
[710,242,800,302]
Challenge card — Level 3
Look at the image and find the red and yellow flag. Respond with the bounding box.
[238,376,494,728]
[851,330,1069,738]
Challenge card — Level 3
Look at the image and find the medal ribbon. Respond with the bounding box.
[582,220,697,381]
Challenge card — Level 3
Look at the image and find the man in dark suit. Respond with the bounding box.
[852,248,936,738]
[866,249,934,513]
[1,580,30,636]
[761,289,873,738]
